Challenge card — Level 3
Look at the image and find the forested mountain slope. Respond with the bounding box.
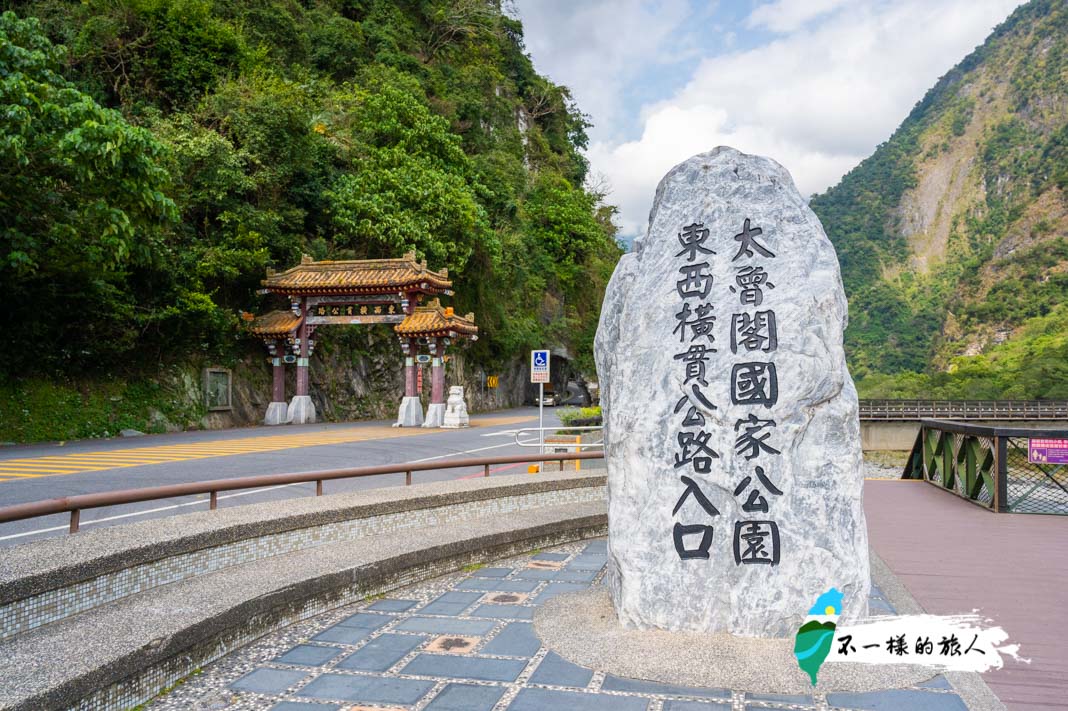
[0,0,621,439]
[810,0,1068,399]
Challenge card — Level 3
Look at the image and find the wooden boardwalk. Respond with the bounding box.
[865,479,1068,710]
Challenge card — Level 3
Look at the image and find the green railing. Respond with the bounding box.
[904,419,1068,515]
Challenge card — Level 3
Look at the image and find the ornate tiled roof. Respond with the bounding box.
[395,299,478,338]
[263,252,452,295]
[247,310,301,338]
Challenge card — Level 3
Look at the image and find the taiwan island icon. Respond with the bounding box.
[793,587,843,685]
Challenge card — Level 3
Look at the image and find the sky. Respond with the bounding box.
[511,0,1025,241]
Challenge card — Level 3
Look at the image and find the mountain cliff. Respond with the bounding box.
[811,0,1068,399]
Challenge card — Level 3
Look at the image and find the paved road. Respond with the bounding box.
[0,407,582,546]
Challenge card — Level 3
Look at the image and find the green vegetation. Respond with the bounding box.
[557,405,601,426]
[0,375,204,442]
[811,0,1068,399]
[0,1,620,439]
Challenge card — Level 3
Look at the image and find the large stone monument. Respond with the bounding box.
[594,147,869,638]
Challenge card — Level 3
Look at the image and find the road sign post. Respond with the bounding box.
[531,350,550,455]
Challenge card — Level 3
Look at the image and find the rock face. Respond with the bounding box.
[594,147,869,638]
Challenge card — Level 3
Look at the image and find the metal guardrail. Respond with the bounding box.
[860,400,1068,421]
[903,419,1068,515]
[0,451,605,534]
[513,426,604,449]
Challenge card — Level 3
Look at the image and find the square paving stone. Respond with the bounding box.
[436,591,486,603]
[665,702,731,711]
[230,668,309,694]
[483,592,529,604]
[336,613,394,630]
[395,617,497,635]
[269,703,341,711]
[744,691,814,705]
[426,635,482,654]
[514,568,559,580]
[367,599,418,612]
[402,653,528,681]
[567,557,607,571]
[532,552,569,561]
[481,622,541,657]
[456,578,540,593]
[827,689,968,710]
[533,582,590,602]
[274,644,345,667]
[420,592,483,616]
[916,676,953,690]
[312,625,373,645]
[508,688,648,710]
[527,560,565,570]
[335,633,426,672]
[470,604,535,620]
[297,673,434,705]
[601,675,731,699]
[528,651,594,688]
[553,569,599,582]
[424,682,507,711]
[470,567,515,578]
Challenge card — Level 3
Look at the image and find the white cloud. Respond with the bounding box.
[747,0,851,33]
[511,0,695,143]
[577,0,1024,238]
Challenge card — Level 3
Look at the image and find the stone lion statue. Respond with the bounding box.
[442,386,469,428]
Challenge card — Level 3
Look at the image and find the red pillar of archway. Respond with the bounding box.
[423,337,447,428]
[271,339,286,403]
[395,335,424,427]
[264,338,290,425]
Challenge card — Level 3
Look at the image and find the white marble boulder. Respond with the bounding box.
[594,147,869,638]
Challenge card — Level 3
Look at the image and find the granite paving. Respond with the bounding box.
[147,540,972,711]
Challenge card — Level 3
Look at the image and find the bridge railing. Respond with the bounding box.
[903,419,1068,515]
[861,399,1068,421]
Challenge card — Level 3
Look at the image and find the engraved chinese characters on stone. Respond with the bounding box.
[595,147,870,637]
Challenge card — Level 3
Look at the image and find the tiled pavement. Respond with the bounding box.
[149,540,971,711]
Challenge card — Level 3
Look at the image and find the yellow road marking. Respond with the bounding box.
[0,415,536,481]
[0,463,112,470]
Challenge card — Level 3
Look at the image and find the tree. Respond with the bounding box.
[0,11,177,369]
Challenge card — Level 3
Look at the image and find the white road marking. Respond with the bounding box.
[479,429,521,437]
[0,441,525,542]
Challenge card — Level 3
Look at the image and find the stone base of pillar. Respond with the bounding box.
[394,396,424,427]
[422,403,446,428]
[264,402,290,426]
[287,395,317,425]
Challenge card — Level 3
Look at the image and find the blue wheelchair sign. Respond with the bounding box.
[530,349,550,383]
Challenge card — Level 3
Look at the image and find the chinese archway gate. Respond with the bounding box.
[247,253,478,427]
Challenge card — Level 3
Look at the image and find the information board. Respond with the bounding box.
[1028,438,1068,464]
